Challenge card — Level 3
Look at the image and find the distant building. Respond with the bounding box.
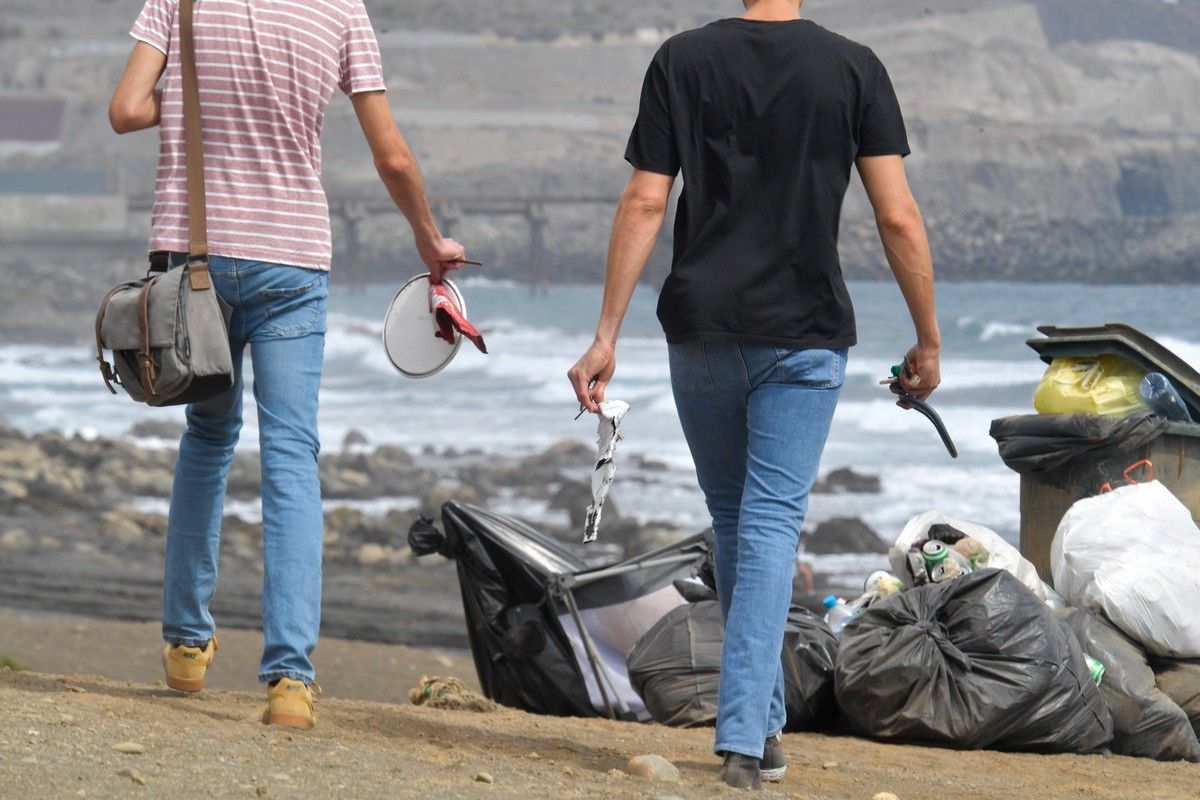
[0,97,65,157]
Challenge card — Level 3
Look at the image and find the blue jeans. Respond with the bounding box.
[162,254,328,685]
[669,342,846,758]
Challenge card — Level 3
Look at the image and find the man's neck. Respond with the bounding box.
[742,1,802,22]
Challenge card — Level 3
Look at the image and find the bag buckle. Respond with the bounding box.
[138,352,158,396]
[97,356,119,395]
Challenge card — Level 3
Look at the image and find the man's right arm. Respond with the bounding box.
[351,91,466,282]
[856,154,941,400]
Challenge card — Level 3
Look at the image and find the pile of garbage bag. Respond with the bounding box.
[416,496,1200,761]
[835,568,1112,752]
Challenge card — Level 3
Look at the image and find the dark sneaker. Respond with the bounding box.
[718,752,763,790]
[760,733,787,782]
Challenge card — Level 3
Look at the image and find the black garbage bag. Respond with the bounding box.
[781,608,839,732]
[1058,607,1200,762]
[1153,658,1200,738]
[989,412,1167,475]
[835,569,1113,753]
[626,600,723,728]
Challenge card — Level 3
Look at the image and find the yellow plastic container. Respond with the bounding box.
[1033,356,1147,416]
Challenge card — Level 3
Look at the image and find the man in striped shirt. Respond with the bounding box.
[109,0,468,729]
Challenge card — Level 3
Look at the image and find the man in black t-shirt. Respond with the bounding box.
[569,1,941,789]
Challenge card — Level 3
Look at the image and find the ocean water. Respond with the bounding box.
[5,279,1200,582]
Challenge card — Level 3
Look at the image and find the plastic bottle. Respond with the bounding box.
[1140,373,1193,422]
[822,595,859,638]
[864,570,905,598]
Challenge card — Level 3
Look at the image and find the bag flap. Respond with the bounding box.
[100,268,186,351]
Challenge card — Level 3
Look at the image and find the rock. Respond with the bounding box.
[117,767,147,785]
[128,420,185,440]
[653,796,685,800]
[324,507,401,550]
[625,754,679,782]
[821,761,838,769]
[111,741,145,754]
[0,479,28,503]
[605,768,626,779]
[540,439,593,464]
[342,429,369,449]
[421,483,478,516]
[804,517,887,555]
[256,787,268,797]
[548,479,615,529]
[813,467,882,494]
[872,793,900,800]
[101,511,145,545]
[356,543,387,567]
[473,772,494,784]
[0,528,31,550]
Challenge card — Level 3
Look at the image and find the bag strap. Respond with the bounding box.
[95,285,127,394]
[137,277,161,397]
[179,0,211,291]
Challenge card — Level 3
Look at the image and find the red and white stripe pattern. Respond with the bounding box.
[131,0,386,270]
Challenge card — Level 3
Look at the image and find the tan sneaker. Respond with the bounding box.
[162,637,218,693]
[261,678,317,730]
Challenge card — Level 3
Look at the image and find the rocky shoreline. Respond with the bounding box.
[0,418,887,647]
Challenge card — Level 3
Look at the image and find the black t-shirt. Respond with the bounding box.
[626,18,910,349]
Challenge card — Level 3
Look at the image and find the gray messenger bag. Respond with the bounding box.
[95,0,233,407]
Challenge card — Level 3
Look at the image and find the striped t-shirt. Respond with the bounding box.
[130,0,386,271]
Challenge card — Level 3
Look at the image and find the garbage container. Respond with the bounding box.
[1017,422,1200,584]
[1002,324,1200,584]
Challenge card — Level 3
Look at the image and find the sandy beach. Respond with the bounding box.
[2,611,1198,800]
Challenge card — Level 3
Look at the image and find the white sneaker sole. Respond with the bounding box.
[760,765,787,782]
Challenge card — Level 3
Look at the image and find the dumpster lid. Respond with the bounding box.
[1027,323,1200,420]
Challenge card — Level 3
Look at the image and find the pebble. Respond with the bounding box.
[525,752,541,760]
[111,742,145,755]
[117,768,147,786]
[626,754,680,783]
[872,794,900,800]
[606,768,626,779]
[561,766,576,777]
[474,771,494,784]
[355,543,387,567]
[256,788,268,797]
[821,761,838,769]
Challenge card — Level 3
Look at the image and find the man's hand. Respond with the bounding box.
[568,341,616,414]
[420,236,468,284]
[892,343,941,403]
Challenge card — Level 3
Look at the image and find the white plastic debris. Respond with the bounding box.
[1052,480,1200,659]
[583,400,629,543]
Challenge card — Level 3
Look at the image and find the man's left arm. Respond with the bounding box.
[109,42,166,134]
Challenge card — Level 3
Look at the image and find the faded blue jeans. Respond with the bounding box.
[162,254,327,685]
[669,342,846,759]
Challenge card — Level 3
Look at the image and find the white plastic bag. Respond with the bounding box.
[1052,480,1200,659]
[889,511,1050,602]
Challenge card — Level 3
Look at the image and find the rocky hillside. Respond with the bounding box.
[0,0,1198,291]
